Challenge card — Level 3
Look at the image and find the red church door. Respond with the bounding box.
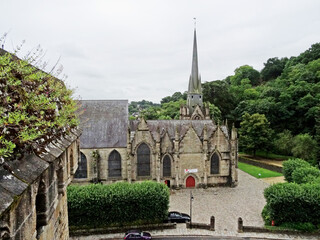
[186,176,195,188]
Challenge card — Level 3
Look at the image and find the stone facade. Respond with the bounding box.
[0,129,81,240]
[75,110,238,188]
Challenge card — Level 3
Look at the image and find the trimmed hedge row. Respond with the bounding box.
[282,158,310,182]
[262,158,320,228]
[263,183,320,225]
[67,181,170,227]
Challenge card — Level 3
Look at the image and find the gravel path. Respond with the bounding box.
[169,170,269,232]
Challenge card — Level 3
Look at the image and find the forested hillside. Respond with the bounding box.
[129,43,320,164]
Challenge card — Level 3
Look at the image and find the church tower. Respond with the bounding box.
[187,28,203,111]
[180,23,210,120]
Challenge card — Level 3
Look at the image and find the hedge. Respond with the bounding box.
[292,166,320,184]
[263,183,320,226]
[67,181,170,227]
[282,158,310,182]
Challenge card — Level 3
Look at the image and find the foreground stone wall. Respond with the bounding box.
[0,129,81,240]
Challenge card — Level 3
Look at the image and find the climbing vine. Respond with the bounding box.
[0,51,79,162]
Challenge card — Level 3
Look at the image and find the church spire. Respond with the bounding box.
[188,19,202,94]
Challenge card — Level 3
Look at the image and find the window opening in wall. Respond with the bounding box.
[108,150,121,177]
[74,152,88,178]
[210,152,220,174]
[137,143,150,176]
[36,179,47,238]
[163,155,171,177]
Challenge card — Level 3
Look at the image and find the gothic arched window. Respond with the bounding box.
[163,155,171,177]
[210,152,220,174]
[74,152,87,178]
[108,150,121,178]
[137,143,150,176]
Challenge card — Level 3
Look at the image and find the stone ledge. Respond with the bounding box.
[239,157,283,173]
[242,225,320,237]
[69,223,176,236]
[186,222,213,231]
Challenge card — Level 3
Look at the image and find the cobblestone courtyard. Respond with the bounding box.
[169,170,269,232]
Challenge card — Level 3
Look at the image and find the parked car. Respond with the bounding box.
[124,230,152,240]
[166,211,191,223]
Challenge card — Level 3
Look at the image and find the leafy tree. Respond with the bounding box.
[315,107,320,167]
[286,42,320,68]
[202,80,235,120]
[161,91,187,104]
[273,130,294,156]
[292,133,317,165]
[261,57,288,81]
[239,113,273,156]
[230,65,261,86]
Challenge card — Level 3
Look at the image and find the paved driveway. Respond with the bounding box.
[169,170,269,232]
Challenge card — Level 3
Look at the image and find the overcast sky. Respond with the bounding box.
[1,0,320,103]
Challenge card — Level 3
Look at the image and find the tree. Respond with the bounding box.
[261,57,288,81]
[230,65,261,86]
[202,80,235,119]
[273,130,294,156]
[292,133,317,165]
[161,91,187,104]
[239,113,273,156]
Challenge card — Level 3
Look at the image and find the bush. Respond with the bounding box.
[292,166,320,184]
[273,130,294,156]
[282,158,310,182]
[292,134,317,165]
[263,183,320,226]
[280,222,316,232]
[67,181,170,227]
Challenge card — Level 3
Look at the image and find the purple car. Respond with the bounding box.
[124,230,152,240]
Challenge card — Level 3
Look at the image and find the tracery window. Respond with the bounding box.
[137,143,150,176]
[108,150,121,177]
[163,155,171,177]
[210,152,220,174]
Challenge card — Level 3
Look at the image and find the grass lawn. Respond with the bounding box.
[238,162,283,178]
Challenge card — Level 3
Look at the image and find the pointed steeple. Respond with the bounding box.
[188,27,201,94]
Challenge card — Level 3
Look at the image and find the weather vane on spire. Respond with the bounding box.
[194,17,196,28]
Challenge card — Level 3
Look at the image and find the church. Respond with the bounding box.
[74,28,238,188]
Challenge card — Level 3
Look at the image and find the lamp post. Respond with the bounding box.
[190,191,194,225]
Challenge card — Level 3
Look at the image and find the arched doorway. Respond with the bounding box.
[186,176,195,188]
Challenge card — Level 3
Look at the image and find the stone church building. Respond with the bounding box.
[74,29,238,188]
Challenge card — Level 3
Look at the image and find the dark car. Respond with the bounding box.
[124,230,152,240]
[166,211,191,223]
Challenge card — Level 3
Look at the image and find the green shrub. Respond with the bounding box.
[292,166,320,184]
[280,222,316,232]
[273,130,294,156]
[67,181,170,227]
[282,158,310,182]
[263,183,320,225]
[292,134,317,165]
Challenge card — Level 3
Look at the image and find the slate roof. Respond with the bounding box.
[79,100,128,148]
[129,120,229,141]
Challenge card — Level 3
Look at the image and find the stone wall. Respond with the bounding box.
[0,129,81,240]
